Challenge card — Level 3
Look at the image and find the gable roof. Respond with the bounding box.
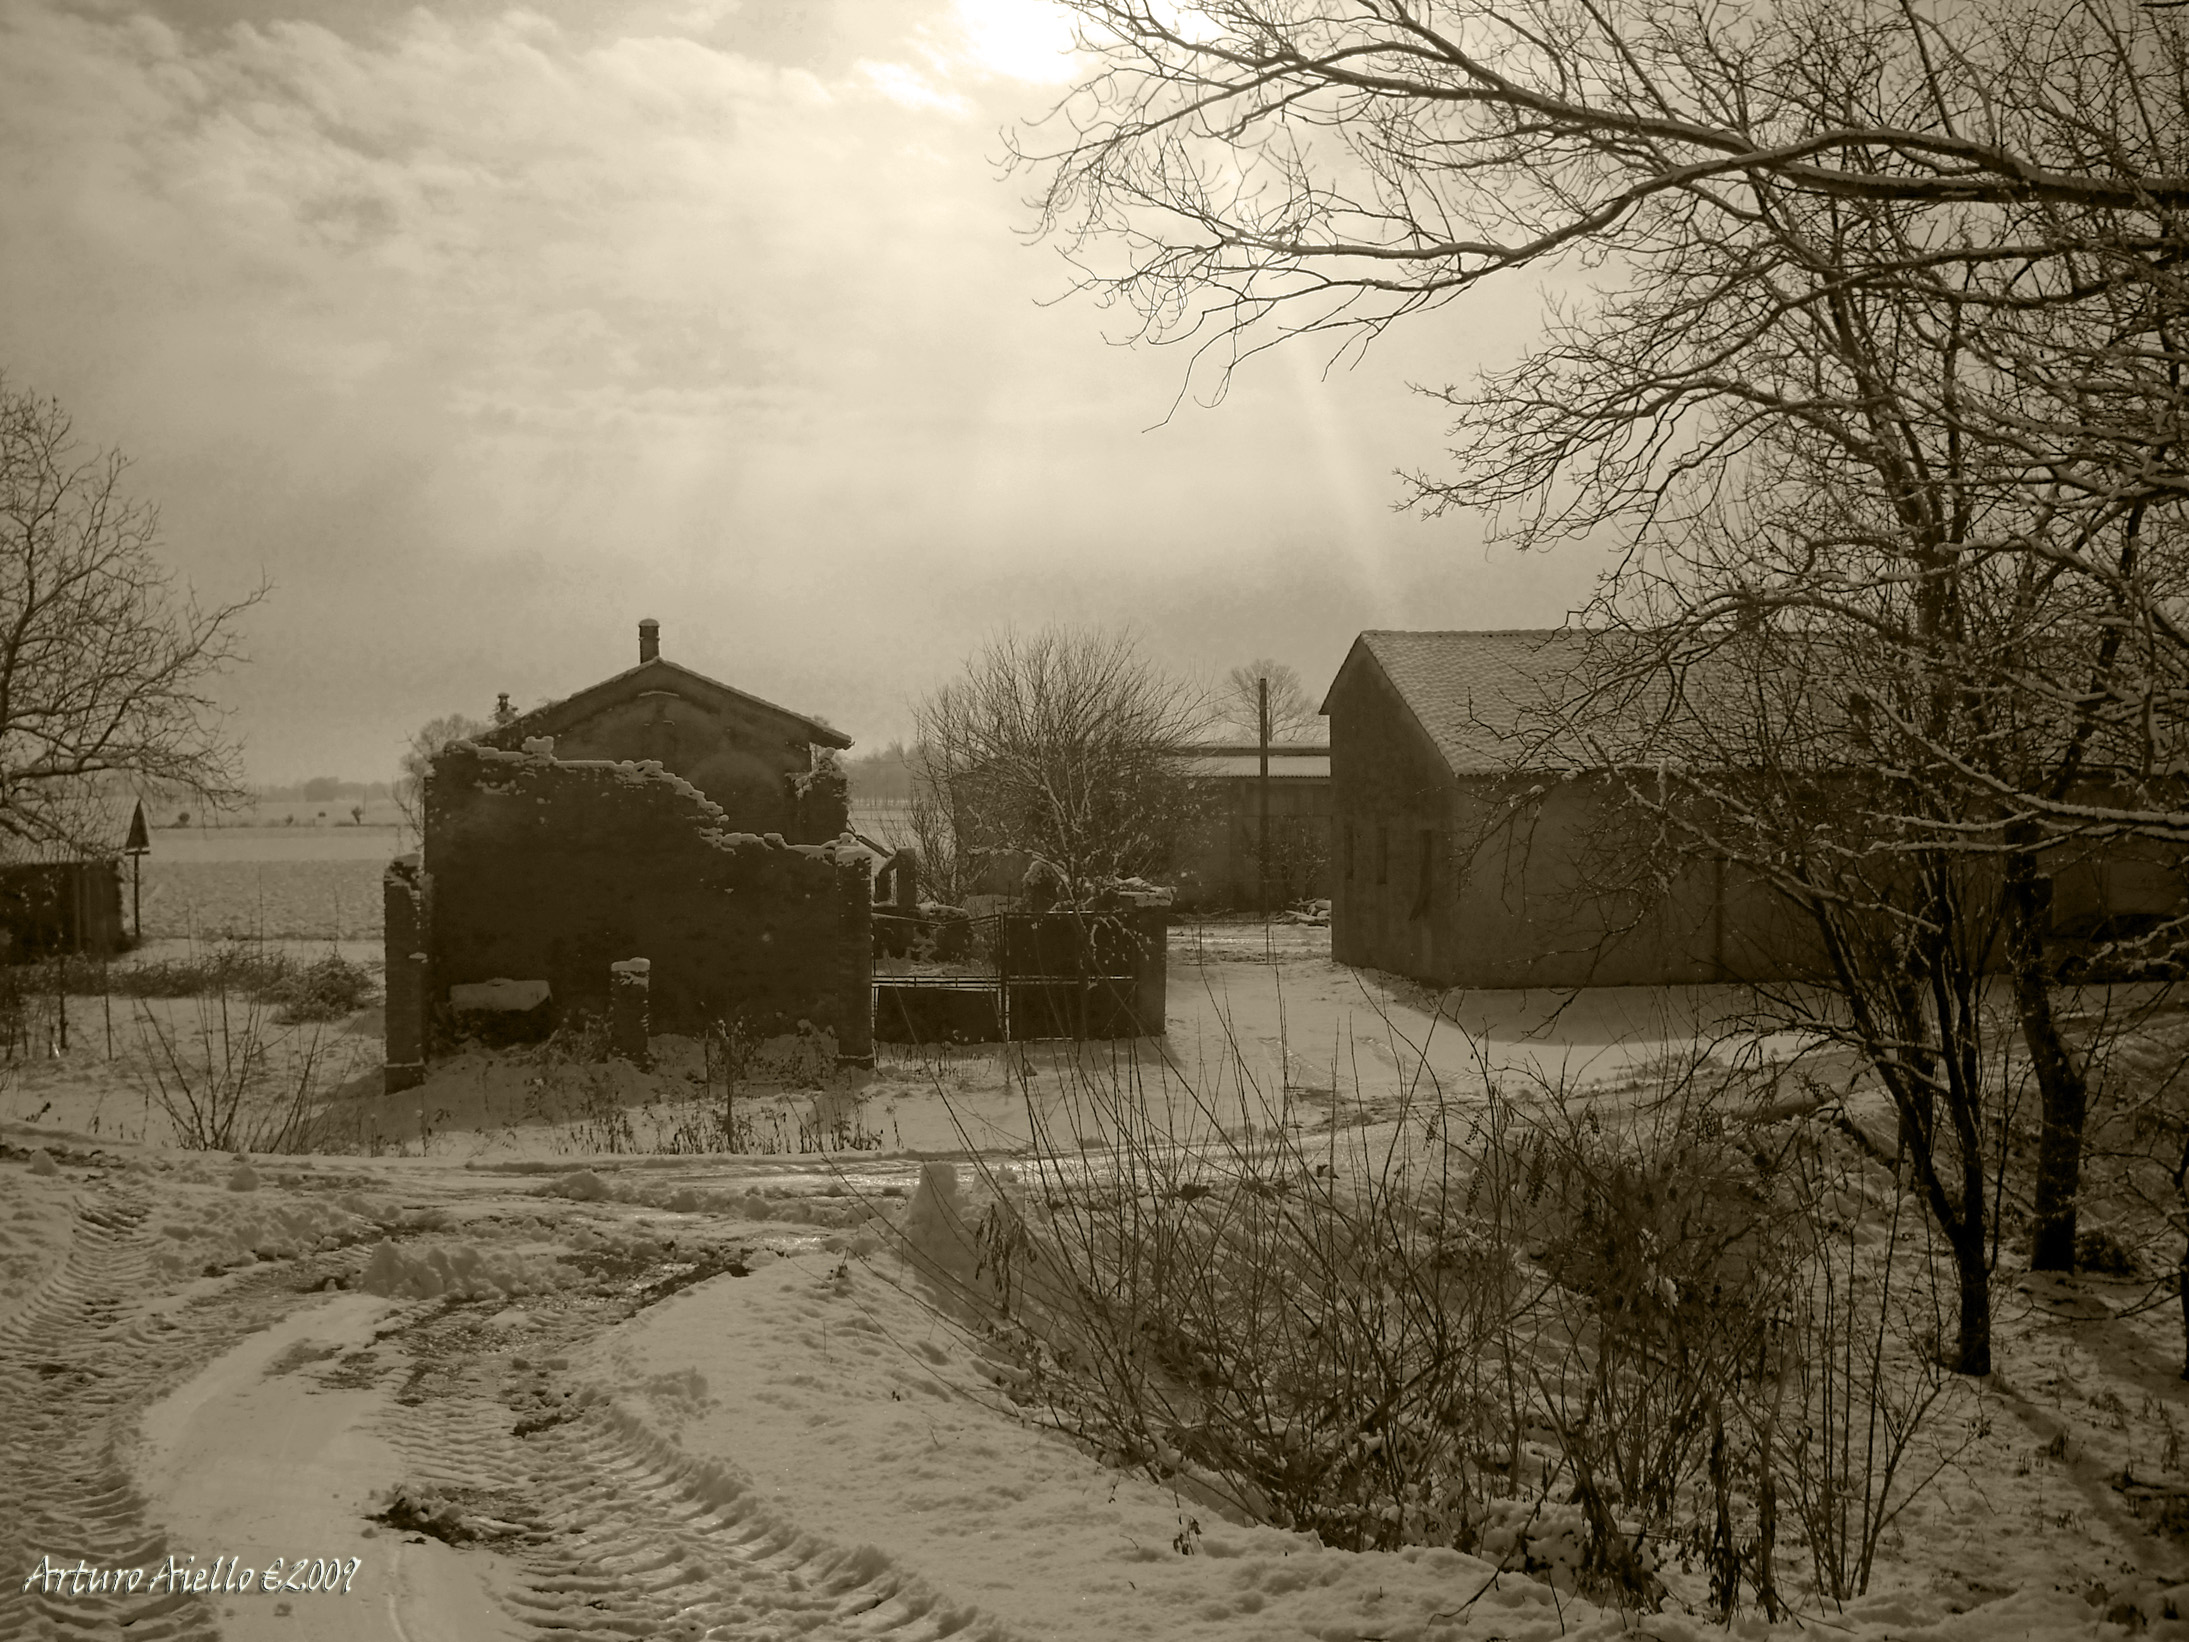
[1325,630,1592,776]
[1326,629,1779,777]
[0,789,139,866]
[482,657,853,752]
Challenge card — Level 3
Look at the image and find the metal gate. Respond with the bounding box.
[872,910,1166,1044]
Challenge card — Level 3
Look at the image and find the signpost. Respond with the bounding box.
[123,799,150,941]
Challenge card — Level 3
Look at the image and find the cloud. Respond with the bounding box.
[0,0,1587,779]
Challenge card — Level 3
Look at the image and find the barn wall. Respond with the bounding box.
[1442,777,1824,988]
[422,743,870,1053]
[1327,665,1462,981]
[1171,776,1332,910]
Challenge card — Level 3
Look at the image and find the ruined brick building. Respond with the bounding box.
[384,621,870,1090]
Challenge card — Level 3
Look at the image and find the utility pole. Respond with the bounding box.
[124,799,150,942]
[1258,677,1270,919]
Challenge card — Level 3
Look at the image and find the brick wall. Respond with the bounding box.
[422,743,870,1051]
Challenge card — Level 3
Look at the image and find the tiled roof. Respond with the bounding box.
[484,657,853,752]
[0,790,139,866]
[1330,630,1585,775]
[1332,629,1760,776]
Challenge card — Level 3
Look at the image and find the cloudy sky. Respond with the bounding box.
[0,0,1598,784]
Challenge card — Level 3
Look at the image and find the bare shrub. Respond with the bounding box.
[263,952,378,1022]
[907,1013,1969,1618]
[1778,1132,1975,1603]
[127,989,358,1153]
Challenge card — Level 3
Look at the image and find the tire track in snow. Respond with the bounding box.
[0,1185,317,1642]
[367,1305,1010,1641]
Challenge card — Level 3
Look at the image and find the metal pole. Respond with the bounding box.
[1258,678,1270,919]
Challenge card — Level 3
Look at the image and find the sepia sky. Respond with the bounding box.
[0,0,1603,784]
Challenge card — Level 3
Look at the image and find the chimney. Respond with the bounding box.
[638,618,660,664]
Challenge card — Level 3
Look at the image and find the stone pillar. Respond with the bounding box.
[892,847,921,915]
[383,856,429,1094]
[609,958,651,1068]
[835,851,874,1064]
[1131,908,1168,1038]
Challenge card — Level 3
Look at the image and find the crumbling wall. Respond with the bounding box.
[382,856,428,1093]
[485,697,846,842]
[423,743,871,1054]
[790,747,850,842]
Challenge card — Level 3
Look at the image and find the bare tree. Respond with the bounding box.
[0,379,264,854]
[394,713,492,838]
[1223,659,1321,743]
[1021,0,2189,1366]
[915,626,1213,898]
[1019,1,2189,396]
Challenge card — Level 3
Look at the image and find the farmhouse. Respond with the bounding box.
[1324,629,2189,990]
[384,622,870,1090]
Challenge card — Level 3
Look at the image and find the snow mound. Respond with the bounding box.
[358,1238,562,1301]
[150,1190,376,1278]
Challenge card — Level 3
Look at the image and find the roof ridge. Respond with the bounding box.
[492,655,851,749]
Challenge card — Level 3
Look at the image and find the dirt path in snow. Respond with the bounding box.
[0,1184,317,1642]
[345,1289,999,1640]
[1,1170,1001,1642]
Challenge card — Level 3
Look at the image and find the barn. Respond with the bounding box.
[1320,629,1800,989]
[1322,629,2188,991]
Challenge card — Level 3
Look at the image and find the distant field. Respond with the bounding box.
[136,855,388,942]
[145,824,405,863]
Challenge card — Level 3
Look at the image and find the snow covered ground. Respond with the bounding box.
[0,923,2184,1640]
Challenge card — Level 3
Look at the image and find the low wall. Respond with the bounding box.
[873,911,1166,1043]
[417,743,871,1057]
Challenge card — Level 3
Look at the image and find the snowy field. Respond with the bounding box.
[0,921,2184,1641]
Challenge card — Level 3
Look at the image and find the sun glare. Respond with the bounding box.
[947,0,1080,83]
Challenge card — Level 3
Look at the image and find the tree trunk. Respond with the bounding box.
[2004,848,2087,1271]
[2178,1231,2188,1382]
[1954,1220,1993,1376]
[2174,1135,2189,1380]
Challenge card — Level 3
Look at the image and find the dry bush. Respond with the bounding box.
[127,989,364,1153]
[915,1021,1970,1618]
[262,953,377,1022]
